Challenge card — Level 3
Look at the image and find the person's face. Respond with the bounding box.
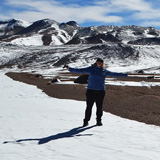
[96,61,103,67]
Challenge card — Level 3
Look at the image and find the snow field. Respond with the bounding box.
[1,71,160,160]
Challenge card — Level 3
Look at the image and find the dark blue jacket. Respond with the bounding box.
[69,65,127,90]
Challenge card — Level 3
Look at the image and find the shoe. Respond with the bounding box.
[83,121,89,127]
[96,121,103,126]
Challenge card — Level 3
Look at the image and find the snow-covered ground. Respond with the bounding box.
[1,70,160,160]
[11,35,43,46]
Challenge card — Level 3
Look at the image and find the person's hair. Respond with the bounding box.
[96,58,103,63]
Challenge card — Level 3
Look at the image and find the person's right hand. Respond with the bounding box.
[63,64,69,70]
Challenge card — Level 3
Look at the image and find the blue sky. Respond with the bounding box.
[1,0,160,30]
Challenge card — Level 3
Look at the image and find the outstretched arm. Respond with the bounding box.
[68,66,91,74]
[106,70,128,77]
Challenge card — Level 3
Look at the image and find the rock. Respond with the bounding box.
[74,74,89,84]
[66,33,121,44]
[66,37,83,44]
[47,78,61,85]
[51,78,59,83]
[137,70,145,74]
[85,33,121,44]
[128,38,160,45]
[35,74,42,78]
[146,76,154,79]
[42,34,52,45]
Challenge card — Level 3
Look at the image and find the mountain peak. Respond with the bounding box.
[34,19,59,25]
[0,18,30,26]
[0,18,31,37]
[16,19,59,35]
[66,21,80,27]
[0,18,19,24]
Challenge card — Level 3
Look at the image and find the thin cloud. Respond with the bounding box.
[141,21,160,27]
[1,0,160,29]
[4,0,123,23]
[132,10,160,20]
[110,0,151,11]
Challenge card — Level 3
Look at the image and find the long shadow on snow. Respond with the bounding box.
[3,125,96,145]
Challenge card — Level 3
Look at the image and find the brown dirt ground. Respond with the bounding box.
[6,72,160,126]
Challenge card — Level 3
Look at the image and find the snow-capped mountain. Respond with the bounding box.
[0,18,79,45]
[0,18,160,73]
[1,18,160,46]
[17,19,59,35]
[0,19,31,37]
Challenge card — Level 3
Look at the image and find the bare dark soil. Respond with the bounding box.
[6,72,160,126]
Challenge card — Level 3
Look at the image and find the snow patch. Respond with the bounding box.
[11,35,43,46]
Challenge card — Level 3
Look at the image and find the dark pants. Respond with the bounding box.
[84,89,105,122]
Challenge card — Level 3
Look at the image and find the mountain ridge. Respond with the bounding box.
[1,18,160,46]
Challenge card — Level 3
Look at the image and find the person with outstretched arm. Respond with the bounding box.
[65,58,128,127]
